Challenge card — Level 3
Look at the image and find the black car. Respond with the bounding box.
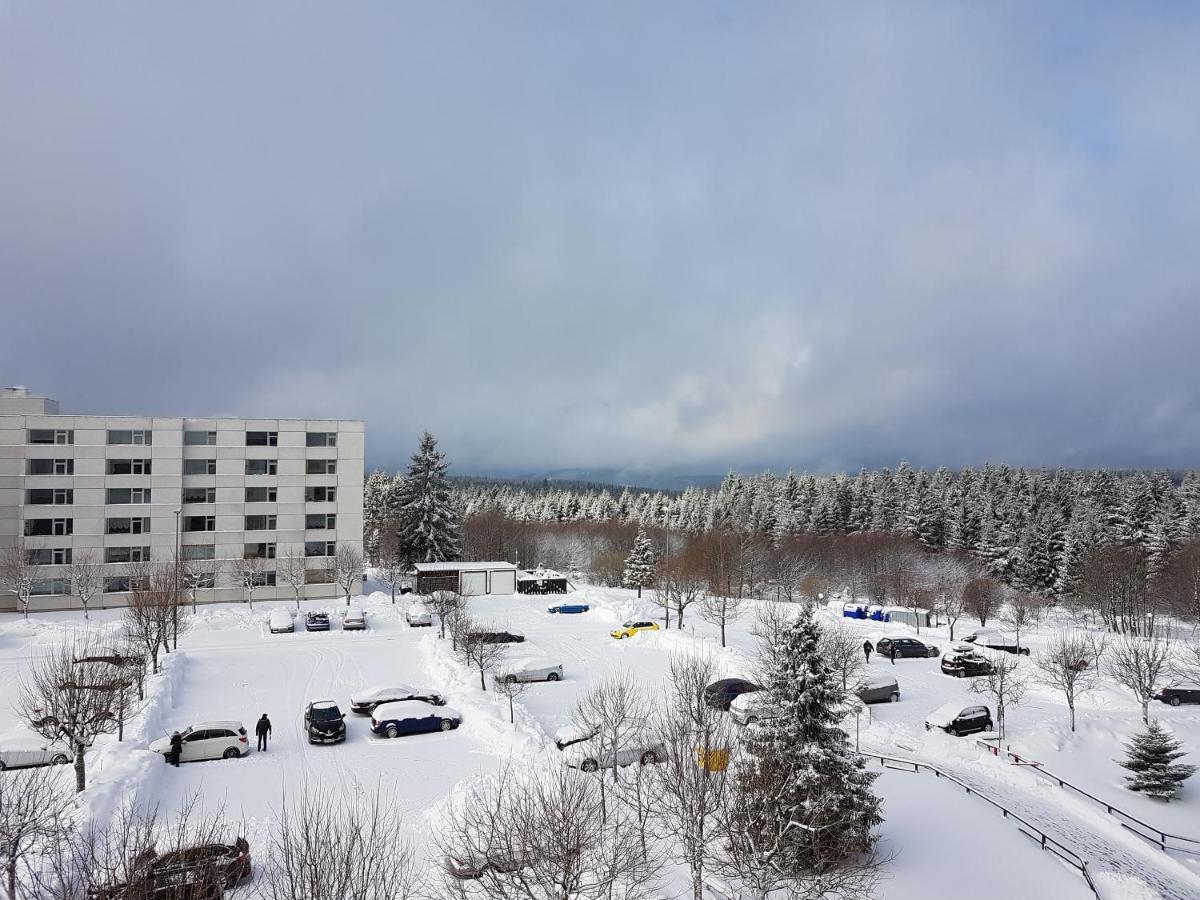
[303,700,346,744]
[703,678,762,711]
[875,637,939,659]
[1154,682,1200,706]
[305,612,331,632]
[93,838,252,900]
[468,631,526,645]
[925,703,993,737]
[940,647,994,678]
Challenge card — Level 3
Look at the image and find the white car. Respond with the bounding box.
[149,721,250,762]
[405,603,432,627]
[349,683,445,714]
[268,608,294,634]
[729,691,781,726]
[0,732,73,770]
[343,606,367,630]
[495,656,563,684]
[561,733,667,772]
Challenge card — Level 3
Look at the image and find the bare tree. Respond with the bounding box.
[231,555,266,609]
[124,574,176,674]
[1082,628,1109,678]
[820,618,867,691]
[1108,630,1174,724]
[970,653,1026,741]
[377,527,409,604]
[180,558,216,613]
[0,543,36,620]
[493,675,529,724]
[750,601,797,681]
[333,543,364,606]
[700,592,746,648]
[1177,639,1200,684]
[277,548,308,611]
[1035,632,1097,732]
[924,555,972,639]
[963,576,1002,627]
[64,550,102,621]
[0,764,71,900]
[1000,592,1040,650]
[429,590,465,641]
[17,636,125,792]
[569,671,652,785]
[455,618,510,692]
[658,557,706,630]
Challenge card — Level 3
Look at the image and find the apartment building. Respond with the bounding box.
[0,387,364,612]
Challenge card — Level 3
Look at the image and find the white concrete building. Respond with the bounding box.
[0,387,364,612]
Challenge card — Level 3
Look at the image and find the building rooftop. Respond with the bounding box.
[413,561,518,572]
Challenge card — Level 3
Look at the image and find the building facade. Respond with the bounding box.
[0,387,364,612]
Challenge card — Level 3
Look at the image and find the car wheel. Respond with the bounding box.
[889,692,900,703]
[1170,696,1181,707]
[223,747,240,759]
[546,672,560,682]
[51,753,70,765]
[0,760,7,771]
[948,727,959,737]
[640,750,658,765]
[581,759,599,772]
[385,725,399,739]
[440,719,454,732]
[746,716,758,725]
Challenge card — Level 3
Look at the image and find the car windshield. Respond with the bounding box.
[310,705,341,721]
[622,621,635,627]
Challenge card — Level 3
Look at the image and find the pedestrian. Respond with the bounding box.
[863,640,873,663]
[255,713,272,752]
[889,642,896,665]
[168,730,182,767]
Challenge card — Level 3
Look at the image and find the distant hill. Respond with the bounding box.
[453,468,726,492]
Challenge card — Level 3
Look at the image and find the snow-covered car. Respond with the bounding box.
[553,722,599,750]
[349,683,445,714]
[562,733,667,772]
[342,607,367,630]
[268,608,294,634]
[95,837,252,898]
[0,732,73,770]
[405,603,432,627]
[494,656,563,684]
[305,611,331,632]
[149,721,250,762]
[1154,681,1200,706]
[703,678,762,710]
[854,676,900,704]
[924,703,993,737]
[303,700,347,744]
[468,630,525,644]
[940,646,994,678]
[962,628,1029,655]
[729,691,780,726]
[370,700,462,738]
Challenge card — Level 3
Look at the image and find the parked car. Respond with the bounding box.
[149,722,249,762]
[562,734,667,771]
[305,611,331,632]
[962,628,1030,655]
[855,676,901,704]
[342,607,367,631]
[468,630,525,644]
[268,608,294,634]
[405,603,433,627]
[349,683,445,714]
[548,603,590,614]
[874,636,939,659]
[1154,681,1200,706]
[703,678,762,711]
[940,646,995,678]
[729,691,779,725]
[303,700,347,744]
[553,722,599,750]
[925,703,993,737]
[371,700,462,738]
[0,733,72,770]
[91,837,252,900]
[610,620,660,639]
[495,656,563,684]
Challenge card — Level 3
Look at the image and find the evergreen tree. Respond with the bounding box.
[622,525,657,598]
[1120,720,1196,801]
[729,606,882,879]
[394,432,461,564]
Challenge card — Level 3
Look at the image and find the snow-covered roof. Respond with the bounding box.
[861,677,899,691]
[518,568,566,580]
[925,703,973,727]
[413,561,517,572]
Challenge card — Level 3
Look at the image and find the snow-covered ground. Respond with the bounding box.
[2,579,1199,899]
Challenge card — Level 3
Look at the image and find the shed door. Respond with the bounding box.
[489,570,516,595]
[461,571,487,596]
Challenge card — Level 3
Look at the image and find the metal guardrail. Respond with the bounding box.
[859,751,1101,898]
[975,739,1200,856]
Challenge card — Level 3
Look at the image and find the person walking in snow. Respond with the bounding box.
[863,640,873,663]
[255,713,272,751]
[889,642,896,665]
[168,731,182,767]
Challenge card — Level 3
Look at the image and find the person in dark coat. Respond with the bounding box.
[255,713,272,751]
[863,640,873,663]
[889,642,897,665]
[168,731,182,767]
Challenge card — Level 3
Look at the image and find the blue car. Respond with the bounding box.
[548,603,590,614]
[370,700,462,738]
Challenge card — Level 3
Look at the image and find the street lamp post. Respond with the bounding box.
[172,508,182,649]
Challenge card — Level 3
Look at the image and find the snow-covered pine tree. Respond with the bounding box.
[362,469,392,564]
[622,525,657,598]
[728,605,882,881]
[1120,720,1197,801]
[394,432,461,564]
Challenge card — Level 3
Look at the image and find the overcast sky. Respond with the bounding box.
[2,4,1199,478]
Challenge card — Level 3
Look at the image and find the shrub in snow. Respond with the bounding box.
[1119,720,1196,801]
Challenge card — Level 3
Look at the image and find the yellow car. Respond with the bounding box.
[610,620,660,640]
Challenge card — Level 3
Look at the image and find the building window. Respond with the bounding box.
[27,488,73,505]
[25,518,73,537]
[184,430,217,446]
[245,487,278,503]
[306,432,337,448]
[107,517,150,535]
[305,486,336,503]
[181,487,216,504]
[31,578,71,596]
[28,429,73,445]
[105,546,151,564]
[246,459,278,476]
[184,515,216,532]
[305,567,334,584]
[184,458,218,475]
[251,571,277,587]
[27,458,74,475]
[306,459,337,475]
[107,458,152,475]
[106,488,151,504]
[246,431,278,447]
[181,545,216,561]
[305,513,337,530]
[244,542,276,560]
[107,429,152,446]
[244,515,277,532]
[305,541,335,557]
[104,576,132,594]
[190,573,217,589]
[26,547,72,566]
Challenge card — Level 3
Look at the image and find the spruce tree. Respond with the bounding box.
[729,606,882,880]
[623,526,657,598]
[394,432,461,565]
[1120,720,1196,801]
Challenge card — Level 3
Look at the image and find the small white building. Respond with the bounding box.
[413,561,518,596]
